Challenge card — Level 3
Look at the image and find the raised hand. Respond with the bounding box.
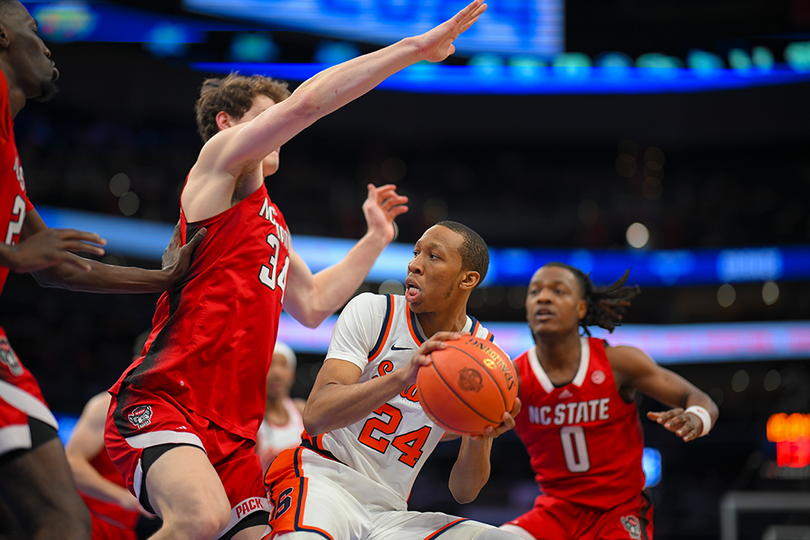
[362,183,408,243]
[416,0,488,63]
[6,228,106,272]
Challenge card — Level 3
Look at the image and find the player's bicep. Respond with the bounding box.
[218,97,317,174]
[19,206,47,241]
[610,346,695,408]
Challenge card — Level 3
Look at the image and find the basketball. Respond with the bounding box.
[417,336,519,435]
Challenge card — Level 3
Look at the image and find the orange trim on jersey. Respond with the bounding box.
[406,302,426,345]
[485,331,494,342]
[424,517,470,539]
[368,294,394,363]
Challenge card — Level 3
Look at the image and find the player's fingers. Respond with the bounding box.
[389,205,409,219]
[510,397,522,418]
[186,226,208,248]
[64,240,105,256]
[59,228,107,246]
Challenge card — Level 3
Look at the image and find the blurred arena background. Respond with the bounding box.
[3,1,810,538]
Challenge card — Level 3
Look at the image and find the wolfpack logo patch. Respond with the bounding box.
[128,405,153,429]
[591,370,606,384]
[0,337,23,376]
[458,367,483,392]
[621,515,641,540]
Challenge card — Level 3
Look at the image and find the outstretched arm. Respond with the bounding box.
[304,332,460,436]
[608,345,719,442]
[209,0,487,177]
[283,184,407,328]
[24,210,206,293]
[65,394,151,516]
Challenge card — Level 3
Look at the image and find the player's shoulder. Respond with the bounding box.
[604,343,656,372]
[344,291,396,314]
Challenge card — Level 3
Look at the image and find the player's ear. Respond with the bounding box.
[576,298,588,320]
[0,25,10,49]
[459,270,480,290]
[215,111,234,131]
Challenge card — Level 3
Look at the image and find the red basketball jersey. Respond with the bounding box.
[513,337,645,510]
[110,182,291,440]
[1,68,34,293]
[0,69,44,401]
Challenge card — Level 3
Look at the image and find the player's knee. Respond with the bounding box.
[168,502,231,539]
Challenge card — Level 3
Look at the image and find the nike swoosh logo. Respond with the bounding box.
[391,345,413,351]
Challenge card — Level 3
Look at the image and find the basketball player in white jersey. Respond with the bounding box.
[263,221,522,540]
[256,342,305,469]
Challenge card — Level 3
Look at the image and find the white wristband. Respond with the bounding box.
[685,405,712,437]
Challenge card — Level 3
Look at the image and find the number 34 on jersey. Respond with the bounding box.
[258,197,290,303]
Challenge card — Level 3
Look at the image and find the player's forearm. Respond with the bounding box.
[0,244,16,270]
[33,257,171,293]
[296,231,390,328]
[304,369,410,436]
[291,37,421,121]
[67,456,133,505]
[448,437,492,504]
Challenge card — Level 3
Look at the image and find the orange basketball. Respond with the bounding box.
[417,336,519,435]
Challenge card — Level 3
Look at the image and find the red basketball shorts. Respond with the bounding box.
[0,330,58,457]
[105,384,268,535]
[503,491,654,540]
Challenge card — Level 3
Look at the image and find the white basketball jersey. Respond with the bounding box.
[256,397,304,458]
[301,293,495,505]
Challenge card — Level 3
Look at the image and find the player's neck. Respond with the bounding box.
[0,67,26,118]
[533,331,582,369]
[264,398,290,425]
[416,308,468,340]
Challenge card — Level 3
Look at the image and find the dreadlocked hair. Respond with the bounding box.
[544,262,641,336]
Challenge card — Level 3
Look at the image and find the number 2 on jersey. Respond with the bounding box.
[358,404,431,467]
[5,195,26,245]
[560,425,591,472]
[259,233,290,302]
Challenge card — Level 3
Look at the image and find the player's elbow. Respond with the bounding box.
[302,409,327,437]
[450,484,482,505]
[293,308,329,329]
[286,89,323,123]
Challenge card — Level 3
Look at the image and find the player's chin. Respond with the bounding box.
[34,80,59,103]
[262,158,280,177]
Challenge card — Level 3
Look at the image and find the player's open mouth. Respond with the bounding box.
[534,309,554,321]
[405,279,421,301]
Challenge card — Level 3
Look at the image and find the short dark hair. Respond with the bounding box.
[195,73,291,142]
[0,1,21,20]
[544,262,641,335]
[436,221,489,286]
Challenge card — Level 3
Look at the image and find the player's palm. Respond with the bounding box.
[362,184,408,243]
[418,0,487,63]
